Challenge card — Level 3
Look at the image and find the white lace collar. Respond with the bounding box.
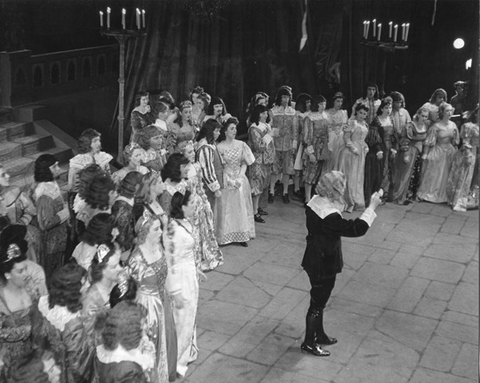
[96,344,154,371]
[38,295,81,332]
[307,195,342,219]
[115,195,134,206]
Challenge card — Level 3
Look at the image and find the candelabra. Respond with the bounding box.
[360,19,411,96]
[99,7,146,162]
[361,19,410,52]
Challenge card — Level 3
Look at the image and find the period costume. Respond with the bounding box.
[82,284,110,347]
[302,111,330,184]
[184,162,223,271]
[0,186,40,262]
[326,108,347,172]
[33,295,94,383]
[215,140,256,244]
[336,119,369,212]
[270,105,298,176]
[351,98,380,125]
[417,121,459,203]
[112,196,136,253]
[446,123,479,211]
[391,120,428,204]
[131,108,155,144]
[128,246,172,383]
[0,277,41,381]
[33,181,68,279]
[164,218,199,377]
[195,138,223,212]
[247,121,275,196]
[168,122,196,153]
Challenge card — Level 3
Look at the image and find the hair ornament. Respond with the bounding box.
[117,268,130,298]
[96,244,110,263]
[3,243,21,263]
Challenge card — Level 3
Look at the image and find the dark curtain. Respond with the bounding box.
[109,0,349,143]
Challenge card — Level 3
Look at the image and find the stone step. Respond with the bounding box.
[28,146,73,167]
[3,157,35,180]
[13,104,48,122]
[11,133,55,156]
[0,121,34,142]
[0,141,23,163]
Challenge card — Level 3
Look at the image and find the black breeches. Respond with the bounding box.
[306,272,336,315]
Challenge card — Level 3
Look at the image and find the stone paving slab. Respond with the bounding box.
[179,200,478,383]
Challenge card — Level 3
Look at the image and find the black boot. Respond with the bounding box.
[301,313,330,357]
[314,308,337,346]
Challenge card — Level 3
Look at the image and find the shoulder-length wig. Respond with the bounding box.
[34,154,57,183]
[77,129,101,154]
[102,300,143,351]
[160,153,189,182]
[48,263,87,313]
[206,97,227,116]
[80,212,116,246]
[196,119,222,145]
[170,190,191,219]
[83,174,116,210]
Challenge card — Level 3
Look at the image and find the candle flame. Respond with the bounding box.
[137,8,141,14]
[107,7,111,13]
[122,8,126,14]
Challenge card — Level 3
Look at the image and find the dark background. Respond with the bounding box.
[0,0,478,150]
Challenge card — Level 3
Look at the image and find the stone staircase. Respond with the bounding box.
[0,105,75,194]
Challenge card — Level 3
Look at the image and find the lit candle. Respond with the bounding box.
[142,9,146,28]
[405,23,410,42]
[393,24,398,42]
[136,8,141,29]
[366,21,370,39]
[389,21,393,38]
[107,7,111,29]
[373,19,376,37]
[99,11,103,28]
[122,8,126,29]
[363,21,367,39]
[401,23,406,40]
[377,23,382,41]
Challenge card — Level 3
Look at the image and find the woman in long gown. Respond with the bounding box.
[326,92,348,172]
[33,263,94,383]
[164,191,201,378]
[421,88,448,125]
[0,241,42,381]
[128,212,173,383]
[417,102,459,203]
[247,105,276,222]
[216,117,256,246]
[446,122,480,211]
[366,98,396,204]
[302,96,330,203]
[337,105,369,212]
[391,107,429,204]
[168,101,197,152]
[179,141,223,271]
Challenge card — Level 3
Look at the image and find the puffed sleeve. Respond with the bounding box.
[159,192,173,217]
[127,250,146,285]
[63,317,94,383]
[241,141,255,166]
[424,124,439,147]
[36,195,61,230]
[196,146,220,193]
